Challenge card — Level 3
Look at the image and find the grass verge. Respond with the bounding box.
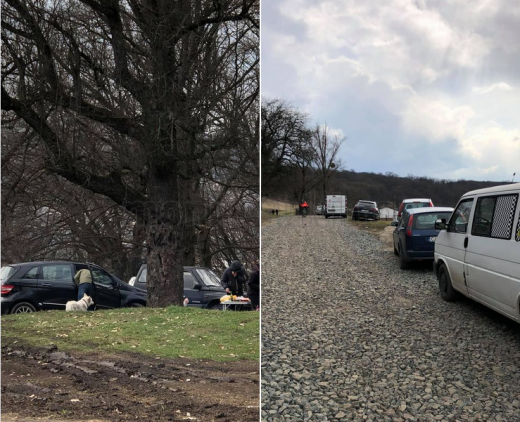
[262,198,297,226]
[1,306,259,361]
[348,218,394,236]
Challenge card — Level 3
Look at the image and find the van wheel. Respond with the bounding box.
[438,264,459,301]
[11,302,37,314]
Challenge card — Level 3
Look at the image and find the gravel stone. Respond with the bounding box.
[261,216,520,421]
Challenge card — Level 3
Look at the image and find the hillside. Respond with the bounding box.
[264,168,506,210]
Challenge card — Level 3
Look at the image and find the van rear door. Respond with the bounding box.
[464,194,518,317]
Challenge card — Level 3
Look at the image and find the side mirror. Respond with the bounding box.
[435,219,446,230]
[390,221,399,227]
[193,283,202,290]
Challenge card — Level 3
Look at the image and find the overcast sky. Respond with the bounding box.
[261,0,520,182]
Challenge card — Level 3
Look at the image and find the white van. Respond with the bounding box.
[325,195,347,218]
[433,183,520,322]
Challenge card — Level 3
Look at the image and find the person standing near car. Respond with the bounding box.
[248,261,259,310]
[74,268,94,310]
[221,261,245,296]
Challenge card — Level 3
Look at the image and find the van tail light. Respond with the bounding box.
[406,215,414,237]
[1,285,14,295]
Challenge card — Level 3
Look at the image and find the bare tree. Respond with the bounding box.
[312,124,345,200]
[2,0,259,306]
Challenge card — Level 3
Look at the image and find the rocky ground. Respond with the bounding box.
[261,216,520,422]
[1,342,259,422]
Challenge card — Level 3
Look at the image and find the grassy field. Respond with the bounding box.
[1,306,259,361]
[261,198,297,225]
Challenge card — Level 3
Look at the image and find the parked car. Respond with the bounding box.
[352,200,380,220]
[392,207,454,269]
[0,261,147,314]
[315,205,324,215]
[131,264,227,310]
[434,183,520,323]
[397,198,434,218]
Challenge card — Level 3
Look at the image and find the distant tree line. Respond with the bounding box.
[267,165,504,210]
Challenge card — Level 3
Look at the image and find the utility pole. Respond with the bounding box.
[512,173,516,183]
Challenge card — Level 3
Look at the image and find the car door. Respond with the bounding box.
[464,194,518,316]
[184,271,203,306]
[89,266,121,309]
[438,198,474,293]
[38,263,76,310]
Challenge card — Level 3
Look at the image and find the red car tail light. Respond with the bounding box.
[406,215,414,237]
[1,285,14,295]
[370,208,377,211]
[429,201,434,207]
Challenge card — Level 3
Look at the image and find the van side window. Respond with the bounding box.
[448,199,473,233]
[472,194,518,239]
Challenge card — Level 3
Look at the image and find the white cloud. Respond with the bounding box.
[473,82,513,94]
[262,0,520,181]
[401,97,474,142]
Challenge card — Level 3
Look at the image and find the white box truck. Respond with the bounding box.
[325,195,347,218]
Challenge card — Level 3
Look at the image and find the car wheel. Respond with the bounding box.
[129,302,145,308]
[207,302,223,310]
[11,302,37,314]
[399,245,409,270]
[438,264,459,301]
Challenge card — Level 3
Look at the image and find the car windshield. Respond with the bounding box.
[194,268,222,287]
[405,202,430,210]
[413,212,452,230]
[0,266,16,283]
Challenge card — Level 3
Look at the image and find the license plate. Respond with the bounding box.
[428,237,436,242]
[361,210,368,213]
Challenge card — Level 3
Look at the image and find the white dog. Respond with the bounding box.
[66,294,94,312]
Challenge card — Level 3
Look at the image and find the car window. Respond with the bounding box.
[138,267,147,284]
[0,266,17,282]
[42,264,73,281]
[413,212,452,230]
[184,272,197,289]
[23,266,40,279]
[472,194,518,240]
[405,202,429,211]
[516,213,520,242]
[449,199,473,233]
[194,268,222,287]
[91,267,113,286]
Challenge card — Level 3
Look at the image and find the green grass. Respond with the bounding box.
[1,306,259,361]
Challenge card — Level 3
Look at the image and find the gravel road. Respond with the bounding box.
[261,216,520,422]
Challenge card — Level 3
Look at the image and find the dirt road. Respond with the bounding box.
[1,340,259,422]
[261,215,520,422]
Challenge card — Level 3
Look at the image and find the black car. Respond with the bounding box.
[132,264,227,310]
[1,261,147,314]
[352,200,380,220]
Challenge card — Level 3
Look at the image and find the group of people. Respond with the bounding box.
[221,259,260,310]
[270,209,279,215]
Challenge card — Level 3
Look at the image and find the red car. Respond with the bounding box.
[397,198,434,218]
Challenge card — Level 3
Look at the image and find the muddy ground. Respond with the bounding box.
[1,339,259,422]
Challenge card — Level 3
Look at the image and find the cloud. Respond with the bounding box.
[472,82,513,94]
[262,0,520,181]
[401,97,475,142]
